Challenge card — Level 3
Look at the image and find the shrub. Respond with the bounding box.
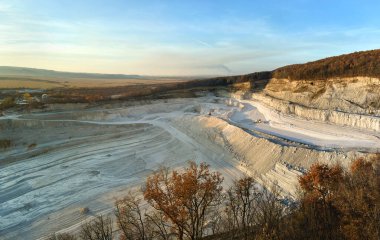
[0,97,15,110]
[79,207,90,215]
[28,143,37,149]
[0,139,11,149]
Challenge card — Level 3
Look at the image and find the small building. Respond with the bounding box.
[16,98,28,105]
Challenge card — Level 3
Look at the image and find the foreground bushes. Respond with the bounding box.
[282,156,380,240]
[49,155,380,240]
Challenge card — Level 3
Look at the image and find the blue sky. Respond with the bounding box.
[1,0,380,75]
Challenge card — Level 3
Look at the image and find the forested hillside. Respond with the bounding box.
[273,49,380,80]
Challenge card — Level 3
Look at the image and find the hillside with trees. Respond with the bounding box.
[272,49,380,80]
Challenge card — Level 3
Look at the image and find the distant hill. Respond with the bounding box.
[272,49,380,80]
[3,49,380,82]
[0,66,143,79]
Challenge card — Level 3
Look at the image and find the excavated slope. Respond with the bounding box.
[173,115,365,174]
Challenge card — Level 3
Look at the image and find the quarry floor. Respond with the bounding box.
[1,91,379,239]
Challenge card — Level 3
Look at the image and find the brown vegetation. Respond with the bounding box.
[0,97,15,110]
[40,71,271,104]
[48,156,379,240]
[28,143,37,150]
[48,233,77,240]
[281,155,380,240]
[273,49,380,80]
[144,162,224,240]
[222,177,284,240]
[115,195,150,240]
[79,207,90,215]
[0,70,271,109]
[79,215,113,240]
[47,216,112,240]
[0,75,185,89]
[0,139,11,150]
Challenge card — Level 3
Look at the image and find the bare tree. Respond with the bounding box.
[48,233,77,240]
[79,215,113,240]
[145,210,172,240]
[254,183,285,240]
[206,205,224,237]
[225,177,261,239]
[115,194,150,240]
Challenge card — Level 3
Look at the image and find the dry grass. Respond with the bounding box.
[0,76,187,89]
[0,79,61,89]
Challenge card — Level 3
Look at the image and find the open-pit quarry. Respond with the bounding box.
[1,85,379,239]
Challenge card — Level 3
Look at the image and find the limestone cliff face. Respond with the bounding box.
[263,77,380,116]
[228,76,379,132]
[250,93,380,132]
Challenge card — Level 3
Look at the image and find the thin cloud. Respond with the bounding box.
[195,40,213,48]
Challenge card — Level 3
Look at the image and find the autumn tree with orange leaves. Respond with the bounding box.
[299,163,343,203]
[334,157,380,240]
[296,163,344,240]
[282,155,380,240]
[144,161,224,240]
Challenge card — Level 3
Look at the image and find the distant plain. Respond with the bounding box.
[0,76,188,89]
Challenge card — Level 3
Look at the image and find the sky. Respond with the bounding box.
[1,0,380,76]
